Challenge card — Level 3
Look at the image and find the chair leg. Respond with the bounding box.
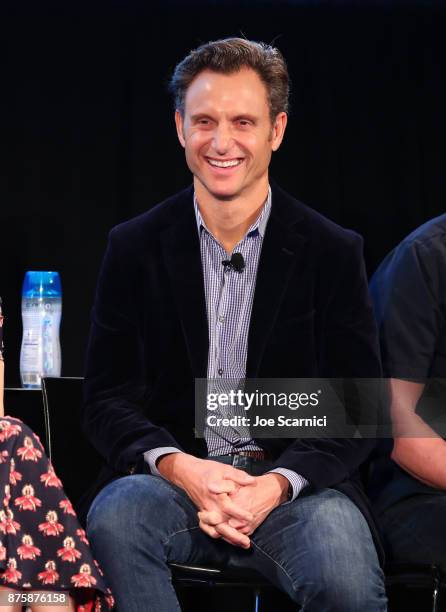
[252,588,261,612]
[432,577,439,612]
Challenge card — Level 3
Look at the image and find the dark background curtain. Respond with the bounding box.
[1,0,445,386]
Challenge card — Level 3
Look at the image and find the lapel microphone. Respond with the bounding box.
[222,252,245,273]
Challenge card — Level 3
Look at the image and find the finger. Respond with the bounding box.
[198,510,226,526]
[214,522,251,548]
[221,535,247,547]
[225,469,256,486]
[215,523,250,547]
[199,520,222,539]
[227,518,253,534]
[226,518,254,535]
[227,517,248,529]
[218,497,253,522]
[199,503,251,526]
[207,480,239,495]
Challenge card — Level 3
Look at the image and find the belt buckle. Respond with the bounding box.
[231,454,243,467]
[238,450,265,460]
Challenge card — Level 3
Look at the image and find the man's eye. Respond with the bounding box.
[238,120,251,127]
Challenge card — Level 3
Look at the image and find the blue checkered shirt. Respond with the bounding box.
[145,188,308,501]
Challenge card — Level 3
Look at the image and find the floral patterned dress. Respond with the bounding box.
[0,417,114,610]
[0,301,113,609]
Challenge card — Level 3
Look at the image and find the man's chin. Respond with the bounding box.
[211,191,239,202]
[195,179,243,202]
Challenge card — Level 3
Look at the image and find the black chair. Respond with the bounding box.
[366,445,446,611]
[385,563,445,612]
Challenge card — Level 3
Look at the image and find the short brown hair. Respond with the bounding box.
[169,37,290,123]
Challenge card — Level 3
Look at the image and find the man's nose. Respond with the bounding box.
[212,123,233,154]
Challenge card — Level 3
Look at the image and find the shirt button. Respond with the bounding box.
[218,368,223,376]
[218,315,225,323]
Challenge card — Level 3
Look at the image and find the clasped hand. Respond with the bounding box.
[157,454,288,548]
[198,468,288,548]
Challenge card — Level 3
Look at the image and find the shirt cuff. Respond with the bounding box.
[144,447,184,476]
[267,468,309,503]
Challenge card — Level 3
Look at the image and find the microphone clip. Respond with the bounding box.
[222,252,245,273]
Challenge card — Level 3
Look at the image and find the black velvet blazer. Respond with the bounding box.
[82,181,384,561]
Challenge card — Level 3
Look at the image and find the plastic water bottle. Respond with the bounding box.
[20,271,62,388]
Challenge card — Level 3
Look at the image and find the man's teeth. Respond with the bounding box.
[208,159,242,168]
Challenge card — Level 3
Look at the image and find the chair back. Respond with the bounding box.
[4,387,47,448]
[41,376,103,505]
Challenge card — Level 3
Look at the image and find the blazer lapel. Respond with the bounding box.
[246,186,307,377]
[160,184,308,380]
[160,189,209,379]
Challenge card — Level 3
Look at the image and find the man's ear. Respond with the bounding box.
[271,112,288,152]
[175,110,186,148]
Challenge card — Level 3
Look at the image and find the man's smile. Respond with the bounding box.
[206,157,245,169]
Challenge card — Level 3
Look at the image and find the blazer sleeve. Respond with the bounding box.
[82,227,183,474]
[270,233,382,488]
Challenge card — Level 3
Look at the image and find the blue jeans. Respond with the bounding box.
[87,468,386,611]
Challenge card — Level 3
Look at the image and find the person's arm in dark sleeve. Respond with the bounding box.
[270,233,381,488]
[82,227,183,474]
[371,237,446,489]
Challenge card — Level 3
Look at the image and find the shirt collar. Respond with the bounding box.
[193,187,272,239]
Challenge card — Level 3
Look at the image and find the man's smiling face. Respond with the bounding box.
[175,67,287,201]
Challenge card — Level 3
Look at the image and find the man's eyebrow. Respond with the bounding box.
[189,113,259,122]
[190,113,213,121]
[233,114,258,123]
